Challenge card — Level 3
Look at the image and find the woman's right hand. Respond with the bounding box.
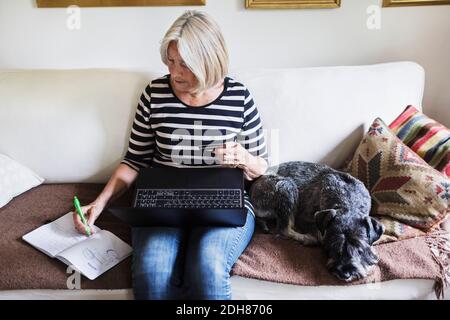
[72,202,105,236]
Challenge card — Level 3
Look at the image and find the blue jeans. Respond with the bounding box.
[131,209,255,300]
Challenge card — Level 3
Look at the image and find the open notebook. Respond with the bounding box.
[22,212,132,280]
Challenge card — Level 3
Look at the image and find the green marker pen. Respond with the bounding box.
[73,196,91,236]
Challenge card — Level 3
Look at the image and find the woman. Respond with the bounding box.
[73,10,268,300]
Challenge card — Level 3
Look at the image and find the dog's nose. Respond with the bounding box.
[336,270,351,281]
[333,264,355,281]
[340,272,352,281]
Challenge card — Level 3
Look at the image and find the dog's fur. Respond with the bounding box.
[249,161,384,282]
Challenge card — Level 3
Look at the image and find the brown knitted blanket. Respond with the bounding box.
[0,184,132,290]
[1,184,449,298]
[231,229,450,299]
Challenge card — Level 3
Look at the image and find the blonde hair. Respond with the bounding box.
[160,10,229,93]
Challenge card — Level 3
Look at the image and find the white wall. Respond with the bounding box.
[0,0,449,126]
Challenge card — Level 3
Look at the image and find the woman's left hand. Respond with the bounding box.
[213,142,267,181]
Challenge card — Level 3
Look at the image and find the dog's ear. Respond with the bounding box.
[314,209,337,235]
[365,217,384,244]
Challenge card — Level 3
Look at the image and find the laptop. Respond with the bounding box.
[107,166,246,227]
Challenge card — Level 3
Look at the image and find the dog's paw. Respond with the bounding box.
[280,229,319,246]
[256,224,271,234]
[300,237,320,246]
[255,218,272,234]
[274,233,287,240]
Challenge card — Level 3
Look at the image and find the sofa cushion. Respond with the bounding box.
[389,105,450,177]
[0,154,44,208]
[347,118,450,231]
[0,63,425,183]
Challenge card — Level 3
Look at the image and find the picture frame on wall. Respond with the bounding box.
[245,0,341,9]
[383,0,450,7]
[36,0,205,7]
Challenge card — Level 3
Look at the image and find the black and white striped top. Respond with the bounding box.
[121,74,267,217]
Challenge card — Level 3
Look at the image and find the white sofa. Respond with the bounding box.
[0,61,447,299]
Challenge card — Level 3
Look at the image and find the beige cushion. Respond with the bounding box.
[0,154,44,208]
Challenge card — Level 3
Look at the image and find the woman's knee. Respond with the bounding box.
[132,227,184,299]
[132,228,181,271]
[185,254,232,299]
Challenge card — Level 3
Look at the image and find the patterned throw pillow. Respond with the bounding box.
[389,105,450,177]
[375,216,425,243]
[348,118,450,231]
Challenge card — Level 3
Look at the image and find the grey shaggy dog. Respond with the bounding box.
[248,161,384,282]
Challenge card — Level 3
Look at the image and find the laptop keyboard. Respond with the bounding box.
[135,189,242,209]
